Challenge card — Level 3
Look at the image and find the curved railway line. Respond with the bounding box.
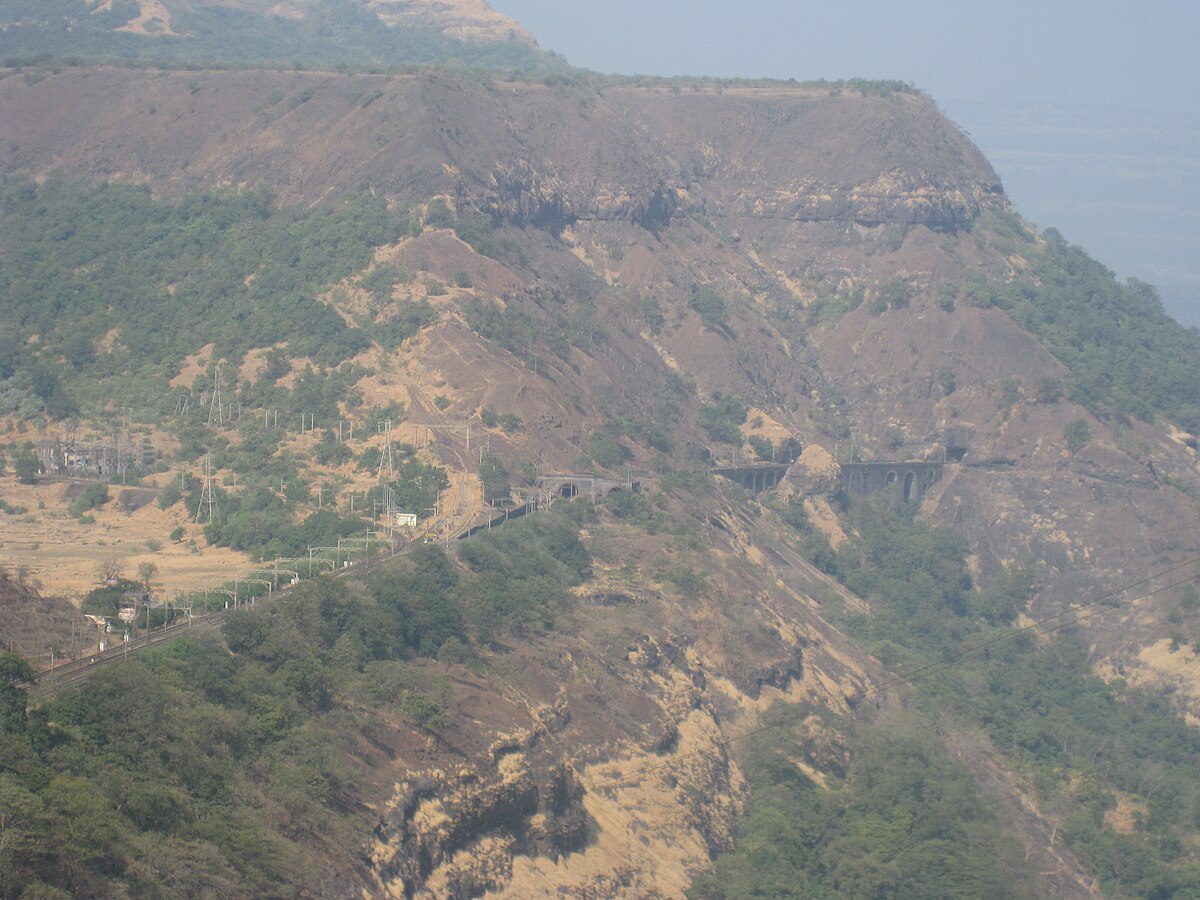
[23,495,545,695]
[14,458,694,695]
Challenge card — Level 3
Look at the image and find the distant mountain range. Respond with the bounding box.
[0,0,559,72]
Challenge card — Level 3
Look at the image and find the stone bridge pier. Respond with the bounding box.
[839,460,943,502]
[538,473,641,499]
[711,463,791,493]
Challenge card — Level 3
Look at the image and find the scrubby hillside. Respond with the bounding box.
[4,57,1200,898]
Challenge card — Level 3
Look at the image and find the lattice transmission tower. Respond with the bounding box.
[194,454,217,523]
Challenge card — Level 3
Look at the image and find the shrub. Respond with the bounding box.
[996,379,1020,418]
[939,368,957,396]
[588,432,628,469]
[748,435,774,461]
[480,454,511,505]
[1064,419,1091,454]
[12,446,38,485]
[699,395,747,445]
[870,279,911,314]
[936,284,957,311]
[1037,377,1064,404]
[689,286,728,328]
[424,198,454,230]
[603,490,657,530]
[69,483,109,517]
[641,296,665,332]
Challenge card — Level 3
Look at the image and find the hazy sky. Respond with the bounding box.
[492,0,1200,324]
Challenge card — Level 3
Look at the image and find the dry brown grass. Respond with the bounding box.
[0,473,253,598]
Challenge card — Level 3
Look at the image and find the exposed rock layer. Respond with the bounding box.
[0,70,1002,232]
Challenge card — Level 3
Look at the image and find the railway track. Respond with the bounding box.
[22,495,548,696]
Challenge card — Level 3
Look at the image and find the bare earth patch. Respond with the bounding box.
[116,0,181,35]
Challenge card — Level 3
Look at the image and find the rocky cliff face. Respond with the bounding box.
[357,507,891,898]
[0,71,999,230]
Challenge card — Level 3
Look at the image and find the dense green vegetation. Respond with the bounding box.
[0,621,367,897]
[479,453,512,504]
[206,494,367,561]
[0,511,590,897]
[689,706,1031,899]
[358,445,449,519]
[0,179,423,417]
[356,512,588,657]
[974,215,1200,432]
[0,0,558,74]
[699,394,748,445]
[735,498,1200,897]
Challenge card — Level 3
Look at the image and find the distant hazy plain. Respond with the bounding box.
[944,99,1200,326]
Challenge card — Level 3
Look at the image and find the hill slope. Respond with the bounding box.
[4,60,1200,897]
[0,0,550,71]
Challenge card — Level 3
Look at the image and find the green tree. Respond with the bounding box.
[588,431,628,469]
[480,454,511,505]
[1037,376,1065,404]
[699,395,747,445]
[871,279,911,314]
[996,378,1021,418]
[939,368,957,396]
[1064,419,1091,454]
[0,774,48,898]
[137,561,158,594]
[689,285,728,328]
[748,435,774,461]
[11,446,38,485]
[424,198,455,229]
[69,483,109,517]
[0,653,33,734]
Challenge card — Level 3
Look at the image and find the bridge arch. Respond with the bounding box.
[839,460,944,502]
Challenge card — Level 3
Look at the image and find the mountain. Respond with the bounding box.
[0,0,553,71]
[4,9,1200,899]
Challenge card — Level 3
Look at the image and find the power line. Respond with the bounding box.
[206,361,224,426]
[194,454,217,524]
